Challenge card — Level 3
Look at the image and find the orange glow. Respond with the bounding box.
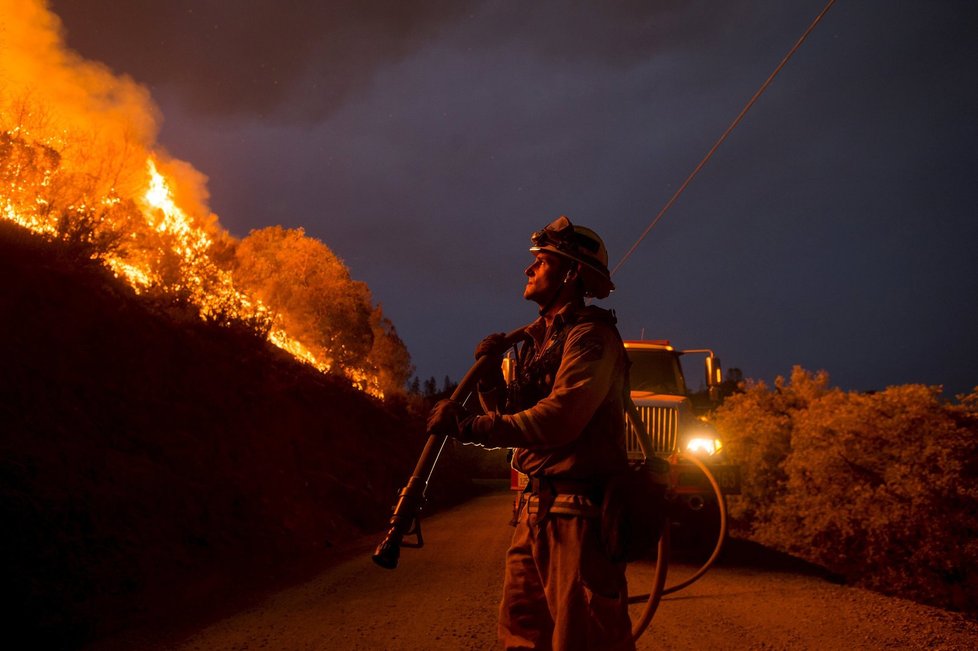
[0,0,382,397]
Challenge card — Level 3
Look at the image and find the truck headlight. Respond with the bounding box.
[686,437,723,456]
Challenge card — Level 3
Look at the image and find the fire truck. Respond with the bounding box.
[623,340,740,535]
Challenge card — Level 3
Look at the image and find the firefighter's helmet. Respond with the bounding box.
[530,216,615,299]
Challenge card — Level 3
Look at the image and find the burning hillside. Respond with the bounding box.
[0,218,487,646]
[0,2,434,645]
[0,0,409,397]
[0,218,435,647]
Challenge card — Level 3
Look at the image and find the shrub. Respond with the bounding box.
[714,368,978,612]
[713,367,830,528]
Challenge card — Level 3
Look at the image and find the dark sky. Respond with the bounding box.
[49,0,978,395]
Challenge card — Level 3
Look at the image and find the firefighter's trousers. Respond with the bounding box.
[498,496,634,651]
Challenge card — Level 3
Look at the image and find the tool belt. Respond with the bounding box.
[522,477,602,520]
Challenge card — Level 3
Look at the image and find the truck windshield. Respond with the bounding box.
[626,349,687,395]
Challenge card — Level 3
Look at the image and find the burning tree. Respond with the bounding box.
[234,225,413,389]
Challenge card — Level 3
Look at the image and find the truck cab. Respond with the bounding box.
[624,340,741,519]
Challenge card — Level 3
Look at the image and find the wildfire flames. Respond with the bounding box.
[137,160,338,382]
[0,0,383,396]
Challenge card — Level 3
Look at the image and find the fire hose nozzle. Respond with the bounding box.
[371,478,427,570]
[372,533,401,569]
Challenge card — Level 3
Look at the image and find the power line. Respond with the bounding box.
[611,0,838,276]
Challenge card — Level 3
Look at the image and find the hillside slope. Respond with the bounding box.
[0,222,458,648]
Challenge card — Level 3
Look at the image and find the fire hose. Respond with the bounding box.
[629,450,729,641]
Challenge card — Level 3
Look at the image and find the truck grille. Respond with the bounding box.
[626,405,679,456]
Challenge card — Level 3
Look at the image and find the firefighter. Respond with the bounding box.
[428,215,633,650]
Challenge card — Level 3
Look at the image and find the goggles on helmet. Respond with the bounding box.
[530,216,601,258]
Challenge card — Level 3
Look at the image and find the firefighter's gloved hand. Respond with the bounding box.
[427,399,488,445]
[474,333,507,393]
[427,399,468,437]
[474,332,508,360]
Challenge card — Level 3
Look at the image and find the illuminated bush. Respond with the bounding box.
[715,368,978,611]
[712,367,831,527]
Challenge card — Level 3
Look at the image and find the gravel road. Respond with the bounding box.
[93,486,978,650]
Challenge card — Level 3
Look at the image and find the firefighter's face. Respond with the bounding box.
[523,251,566,304]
